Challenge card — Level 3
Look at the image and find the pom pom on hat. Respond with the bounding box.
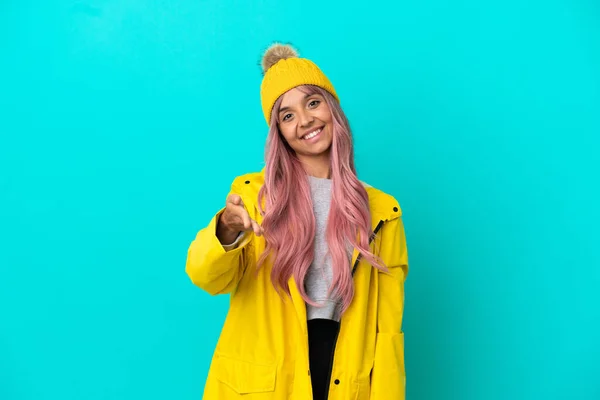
[261,43,299,73]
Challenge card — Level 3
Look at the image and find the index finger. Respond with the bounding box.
[227,194,244,207]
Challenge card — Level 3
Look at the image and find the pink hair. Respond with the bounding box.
[257,85,387,315]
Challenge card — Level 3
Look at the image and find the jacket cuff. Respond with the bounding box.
[221,230,250,251]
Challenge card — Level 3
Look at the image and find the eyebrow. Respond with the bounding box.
[278,93,316,115]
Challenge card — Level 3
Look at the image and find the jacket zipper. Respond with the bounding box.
[323,219,384,398]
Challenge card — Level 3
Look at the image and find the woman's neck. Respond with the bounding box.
[298,151,331,179]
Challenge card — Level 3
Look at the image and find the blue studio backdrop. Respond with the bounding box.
[1,1,599,399]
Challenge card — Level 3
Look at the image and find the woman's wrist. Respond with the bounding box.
[216,214,241,245]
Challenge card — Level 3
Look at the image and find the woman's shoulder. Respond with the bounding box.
[361,180,403,219]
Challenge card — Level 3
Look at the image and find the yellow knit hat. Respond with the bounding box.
[260,43,339,125]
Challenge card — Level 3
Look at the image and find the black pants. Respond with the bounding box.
[308,319,340,400]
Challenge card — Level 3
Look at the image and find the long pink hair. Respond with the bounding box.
[257,85,387,315]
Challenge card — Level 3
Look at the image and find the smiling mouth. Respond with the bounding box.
[301,127,323,140]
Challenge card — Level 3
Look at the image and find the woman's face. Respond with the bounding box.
[276,87,333,160]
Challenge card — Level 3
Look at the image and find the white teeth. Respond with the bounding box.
[303,128,322,140]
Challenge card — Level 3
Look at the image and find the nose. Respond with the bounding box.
[298,109,314,128]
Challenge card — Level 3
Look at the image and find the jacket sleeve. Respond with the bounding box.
[370,215,409,399]
[185,178,254,295]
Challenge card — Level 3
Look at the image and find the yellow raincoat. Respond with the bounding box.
[186,170,409,399]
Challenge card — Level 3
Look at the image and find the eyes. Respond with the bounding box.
[281,99,321,122]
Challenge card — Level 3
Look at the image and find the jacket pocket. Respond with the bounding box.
[213,354,277,394]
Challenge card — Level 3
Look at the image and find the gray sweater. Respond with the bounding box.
[221,175,352,322]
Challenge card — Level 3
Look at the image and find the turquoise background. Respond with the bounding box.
[1,0,599,399]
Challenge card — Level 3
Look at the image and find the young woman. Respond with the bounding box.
[186,43,409,400]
